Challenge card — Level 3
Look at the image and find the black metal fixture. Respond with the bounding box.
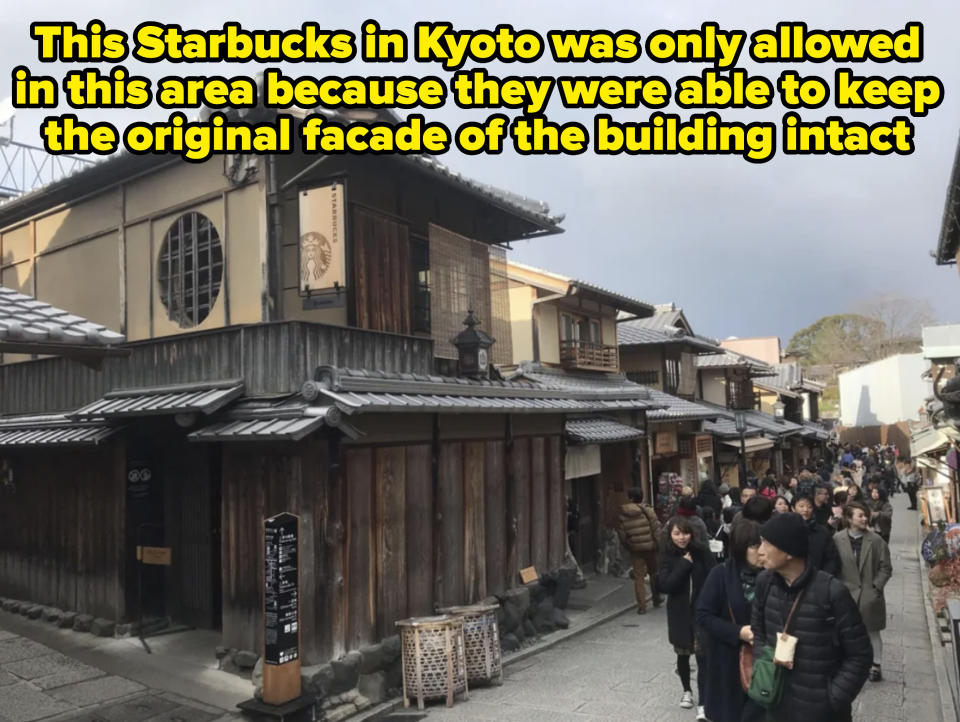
[451,310,495,379]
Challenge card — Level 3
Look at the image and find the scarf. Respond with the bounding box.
[739,565,759,604]
[676,506,696,517]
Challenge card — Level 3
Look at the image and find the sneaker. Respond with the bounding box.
[679,690,694,709]
[696,705,707,721]
[653,596,664,608]
[636,606,646,615]
[869,665,883,682]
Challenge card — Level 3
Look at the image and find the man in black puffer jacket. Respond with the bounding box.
[752,513,872,722]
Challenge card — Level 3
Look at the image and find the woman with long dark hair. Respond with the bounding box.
[657,516,715,718]
[772,495,792,514]
[869,487,894,544]
[696,520,766,722]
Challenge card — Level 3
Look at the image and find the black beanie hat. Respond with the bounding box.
[760,512,809,558]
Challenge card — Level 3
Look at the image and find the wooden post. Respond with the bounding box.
[262,512,301,706]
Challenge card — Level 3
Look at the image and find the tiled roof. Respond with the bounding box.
[695,350,777,376]
[565,280,654,317]
[802,421,831,441]
[565,417,644,444]
[645,388,722,423]
[402,155,563,231]
[70,380,244,419]
[699,402,805,439]
[0,111,563,238]
[0,286,125,349]
[754,363,823,397]
[0,415,121,448]
[617,319,722,353]
[307,364,659,415]
[189,416,326,443]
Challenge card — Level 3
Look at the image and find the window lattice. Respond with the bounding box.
[158,212,223,328]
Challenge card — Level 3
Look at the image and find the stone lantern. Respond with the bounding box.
[451,310,495,379]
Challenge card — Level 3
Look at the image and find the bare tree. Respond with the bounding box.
[851,293,937,359]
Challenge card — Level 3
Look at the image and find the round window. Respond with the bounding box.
[157,212,224,328]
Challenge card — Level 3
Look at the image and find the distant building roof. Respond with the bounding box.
[513,363,715,423]
[617,317,721,354]
[0,285,126,354]
[695,349,777,376]
[699,401,805,439]
[509,261,655,317]
[753,362,823,397]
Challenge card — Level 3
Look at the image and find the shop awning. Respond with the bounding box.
[189,416,325,443]
[565,417,643,445]
[911,428,951,458]
[721,437,775,453]
[0,417,121,448]
[70,380,244,420]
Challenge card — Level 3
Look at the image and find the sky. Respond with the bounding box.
[1,0,958,345]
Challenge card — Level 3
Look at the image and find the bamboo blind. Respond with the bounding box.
[428,224,513,366]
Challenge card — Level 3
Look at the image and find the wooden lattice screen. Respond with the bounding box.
[428,224,513,365]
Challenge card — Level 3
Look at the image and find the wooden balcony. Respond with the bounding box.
[560,339,619,372]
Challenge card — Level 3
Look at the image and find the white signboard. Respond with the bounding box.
[299,182,345,294]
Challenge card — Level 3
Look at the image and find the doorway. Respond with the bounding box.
[568,475,599,568]
[124,428,222,629]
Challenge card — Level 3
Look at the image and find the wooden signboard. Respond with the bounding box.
[263,513,301,706]
[136,546,172,566]
[655,430,678,455]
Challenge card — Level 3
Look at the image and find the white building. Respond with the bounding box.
[838,353,932,427]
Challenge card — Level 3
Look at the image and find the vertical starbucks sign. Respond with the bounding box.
[299,182,346,295]
[263,512,301,705]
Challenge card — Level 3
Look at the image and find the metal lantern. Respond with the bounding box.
[451,310,495,380]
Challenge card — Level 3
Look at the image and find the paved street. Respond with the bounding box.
[414,494,945,722]
[0,630,238,722]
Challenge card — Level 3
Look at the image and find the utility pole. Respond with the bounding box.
[735,410,748,487]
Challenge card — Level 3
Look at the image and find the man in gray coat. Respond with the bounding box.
[834,501,892,682]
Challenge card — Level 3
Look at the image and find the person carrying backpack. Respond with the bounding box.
[751,513,872,721]
[618,487,663,614]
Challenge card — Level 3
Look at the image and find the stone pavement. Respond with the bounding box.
[412,494,949,722]
[0,628,239,722]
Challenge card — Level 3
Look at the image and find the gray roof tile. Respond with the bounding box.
[565,417,644,444]
[70,380,244,419]
[0,286,125,348]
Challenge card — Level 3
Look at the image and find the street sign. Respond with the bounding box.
[263,512,301,706]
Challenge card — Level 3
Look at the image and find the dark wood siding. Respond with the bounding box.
[220,439,327,663]
[0,444,125,620]
[404,445,433,617]
[352,207,411,335]
[0,321,433,416]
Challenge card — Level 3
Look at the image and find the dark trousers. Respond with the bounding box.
[906,486,918,510]
[630,551,660,609]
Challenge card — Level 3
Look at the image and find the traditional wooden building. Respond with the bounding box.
[617,307,725,492]
[0,108,660,663]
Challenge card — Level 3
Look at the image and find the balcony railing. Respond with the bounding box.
[560,339,619,371]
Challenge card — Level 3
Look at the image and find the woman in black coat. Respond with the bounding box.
[657,516,715,713]
[696,520,766,722]
[696,480,723,518]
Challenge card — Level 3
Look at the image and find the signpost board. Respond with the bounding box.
[263,512,301,705]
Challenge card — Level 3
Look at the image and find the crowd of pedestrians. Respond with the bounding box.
[620,442,909,722]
